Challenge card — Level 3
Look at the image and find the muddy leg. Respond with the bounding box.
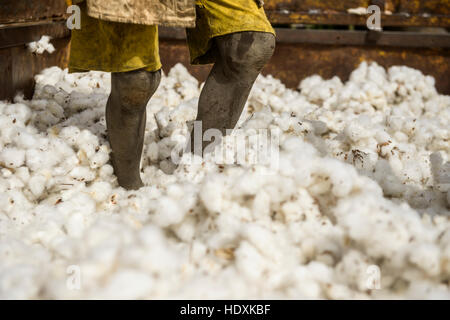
[106,68,161,190]
[191,32,275,154]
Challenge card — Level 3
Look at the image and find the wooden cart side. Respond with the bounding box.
[0,0,70,101]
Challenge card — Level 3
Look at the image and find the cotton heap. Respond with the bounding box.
[0,62,449,299]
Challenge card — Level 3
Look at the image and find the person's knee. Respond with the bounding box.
[217,32,275,78]
[111,68,161,113]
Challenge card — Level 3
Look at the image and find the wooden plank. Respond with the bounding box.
[274,29,450,48]
[0,20,70,49]
[159,27,450,48]
[266,11,450,27]
[0,0,67,24]
[264,0,450,27]
[0,48,13,100]
[265,0,450,15]
[265,0,373,12]
[0,37,70,101]
[399,0,450,15]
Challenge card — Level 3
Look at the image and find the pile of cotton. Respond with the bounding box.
[0,62,448,299]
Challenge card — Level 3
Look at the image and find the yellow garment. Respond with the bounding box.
[69,2,161,73]
[69,0,274,73]
[187,0,275,64]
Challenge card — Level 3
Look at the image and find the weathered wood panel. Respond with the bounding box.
[265,0,450,15]
[0,35,70,101]
[0,0,70,101]
[265,0,372,12]
[0,21,69,49]
[264,42,450,95]
[0,0,67,24]
[265,0,450,27]
[399,0,450,15]
[274,29,450,48]
[266,12,450,27]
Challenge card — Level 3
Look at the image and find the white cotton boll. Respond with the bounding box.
[146,141,159,162]
[191,241,207,262]
[157,137,176,159]
[326,160,356,198]
[97,269,153,299]
[28,174,47,198]
[25,148,59,171]
[159,159,177,174]
[34,109,60,127]
[89,181,112,203]
[408,243,441,277]
[61,193,96,221]
[343,116,374,142]
[268,95,285,111]
[14,131,37,149]
[375,130,391,144]
[3,103,32,124]
[309,120,328,135]
[241,224,282,262]
[69,166,96,182]
[299,75,322,97]
[33,66,62,88]
[138,225,166,248]
[291,267,322,298]
[252,189,271,219]
[173,215,196,242]
[209,213,243,248]
[168,63,199,84]
[405,281,450,300]
[1,168,13,179]
[430,152,450,192]
[0,265,41,299]
[59,154,79,174]
[152,196,184,227]
[325,283,354,300]
[27,41,37,53]
[99,164,114,179]
[0,147,26,168]
[388,155,404,174]
[166,183,185,199]
[59,126,81,145]
[336,250,371,292]
[200,175,225,213]
[231,172,266,197]
[46,101,64,119]
[65,212,85,237]
[0,119,19,145]
[134,228,182,274]
[401,160,423,183]
[374,159,405,196]
[89,146,109,169]
[393,131,409,143]
[15,167,30,184]
[27,36,56,55]
[235,241,268,283]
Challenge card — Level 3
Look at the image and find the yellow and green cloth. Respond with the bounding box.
[69,0,274,73]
